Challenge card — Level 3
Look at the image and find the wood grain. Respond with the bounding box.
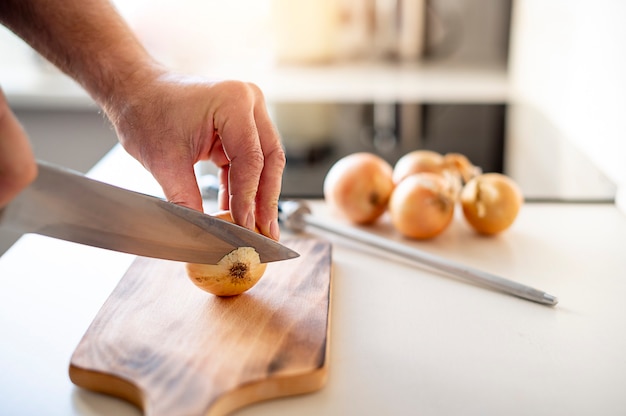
[69,237,332,416]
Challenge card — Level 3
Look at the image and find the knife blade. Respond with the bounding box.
[0,161,299,264]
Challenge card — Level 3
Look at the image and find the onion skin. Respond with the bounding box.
[388,173,456,239]
[185,210,267,296]
[443,152,481,184]
[392,151,477,199]
[392,150,445,185]
[460,173,523,235]
[323,152,394,225]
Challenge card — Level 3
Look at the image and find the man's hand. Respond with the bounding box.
[0,88,37,208]
[109,73,285,241]
[0,0,286,240]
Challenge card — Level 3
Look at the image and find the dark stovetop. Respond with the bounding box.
[272,101,615,202]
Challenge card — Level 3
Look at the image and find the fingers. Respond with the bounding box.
[207,135,230,211]
[121,146,205,212]
[213,83,285,240]
[252,97,285,240]
[129,132,204,212]
[217,108,264,232]
[151,160,204,212]
[0,88,37,208]
[217,165,229,212]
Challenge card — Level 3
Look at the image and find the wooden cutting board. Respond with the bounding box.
[69,237,332,416]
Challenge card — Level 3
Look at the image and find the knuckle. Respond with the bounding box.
[242,146,265,173]
[247,82,264,100]
[218,80,256,102]
[268,145,287,170]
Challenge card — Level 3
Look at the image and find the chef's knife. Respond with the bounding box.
[0,161,299,264]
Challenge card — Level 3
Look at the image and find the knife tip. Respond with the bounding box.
[280,245,301,261]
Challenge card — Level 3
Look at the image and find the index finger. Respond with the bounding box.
[215,104,265,233]
[211,83,285,240]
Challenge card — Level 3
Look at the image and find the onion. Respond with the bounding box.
[323,152,394,224]
[388,172,456,239]
[392,150,445,185]
[185,210,267,296]
[443,152,481,184]
[460,173,523,235]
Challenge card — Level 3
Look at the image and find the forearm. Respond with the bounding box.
[0,1,286,234]
[0,0,162,114]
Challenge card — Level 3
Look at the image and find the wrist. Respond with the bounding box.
[92,59,167,122]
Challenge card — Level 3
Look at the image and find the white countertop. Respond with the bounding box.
[1,145,626,415]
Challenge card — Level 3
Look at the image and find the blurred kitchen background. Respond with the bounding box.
[1,0,625,255]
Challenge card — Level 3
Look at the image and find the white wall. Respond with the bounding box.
[509,0,626,212]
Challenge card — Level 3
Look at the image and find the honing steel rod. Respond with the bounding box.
[277,200,559,307]
[199,176,558,306]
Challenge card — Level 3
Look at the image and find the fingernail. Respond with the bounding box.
[270,219,281,241]
[246,211,256,231]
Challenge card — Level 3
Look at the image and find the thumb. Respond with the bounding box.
[0,88,37,207]
[152,164,204,212]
